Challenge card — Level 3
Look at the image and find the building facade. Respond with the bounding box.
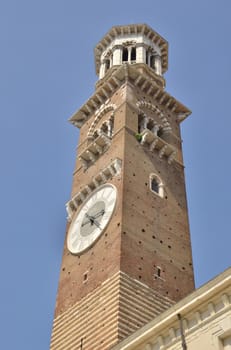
[111,268,231,350]
[50,24,195,350]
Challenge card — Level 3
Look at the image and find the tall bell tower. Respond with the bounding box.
[50,24,195,350]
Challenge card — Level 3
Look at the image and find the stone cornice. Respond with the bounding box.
[94,24,168,75]
[69,64,191,128]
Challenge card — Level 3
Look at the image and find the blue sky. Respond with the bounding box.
[1,1,231,349]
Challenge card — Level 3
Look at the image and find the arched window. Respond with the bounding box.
[150,174,164,198]
[131,47,136,61]
[100,116,114,138]
[122,48,128,62]
[101,122,108,135]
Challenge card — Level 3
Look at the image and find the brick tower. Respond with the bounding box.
[50,24,195,350]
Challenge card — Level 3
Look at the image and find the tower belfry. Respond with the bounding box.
[50,24,195,350]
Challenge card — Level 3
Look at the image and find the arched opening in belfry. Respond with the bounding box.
[145,50,149,65]
[100,116,114,138]
[101,123,108,135]
[157,127,164,139]
[138,115,145,133]
[122,47,128,62]
[131,47,136,61]
[147,119,155,132]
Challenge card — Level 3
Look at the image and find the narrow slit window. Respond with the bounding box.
[157,267,161,277]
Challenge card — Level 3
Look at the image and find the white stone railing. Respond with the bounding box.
[66,158,122,221]
[140,129,177,164]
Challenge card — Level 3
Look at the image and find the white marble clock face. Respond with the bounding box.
[67,184,117,254]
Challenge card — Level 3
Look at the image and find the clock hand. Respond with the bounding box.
[92,219,101,229]
[84,213,101,228]
[93,209,105,219]
[85,213,95,225]
[81,219,91,227]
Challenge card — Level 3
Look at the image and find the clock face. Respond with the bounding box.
[67,184,117,254]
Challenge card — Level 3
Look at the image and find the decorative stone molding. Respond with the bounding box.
[177,113,189,122]
[69,64,191,128]
[79,131,111,170]
[136,100,171,132]
[159,145,168,159]
[89,117,114,143]
[87,103,116,139]
[140,129,177,164]
[167,150,177,165]
[66,158,122,221]
[149,139,159,152]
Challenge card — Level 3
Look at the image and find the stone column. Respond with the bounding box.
[128,47,132,63]
[112,45,122,66]
[142,115,148,131]
[107,120,112,137]
[155,55,162,76]
[153,124,159,136]
[99,61,106,79]
[136,44,146,63]
[146,51,151,66]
